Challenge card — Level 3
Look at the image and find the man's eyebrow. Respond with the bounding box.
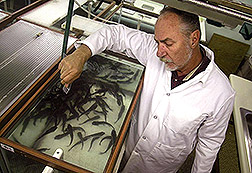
[154,37,175,43]
[160,37,175,43]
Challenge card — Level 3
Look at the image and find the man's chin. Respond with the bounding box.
[165,64,177,71]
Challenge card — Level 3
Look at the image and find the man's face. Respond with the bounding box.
[154,13,193,72]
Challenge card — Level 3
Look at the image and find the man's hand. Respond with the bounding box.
[58,44,92,87]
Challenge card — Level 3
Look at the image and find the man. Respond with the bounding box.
[59,7,235,173]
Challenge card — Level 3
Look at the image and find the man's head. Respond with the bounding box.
[154,7,201,74]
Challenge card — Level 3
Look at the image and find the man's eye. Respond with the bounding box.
[164,42,173,47]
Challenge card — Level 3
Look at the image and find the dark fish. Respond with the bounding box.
[68,132,105,151]
[20,116,31,136]
[110,74,128,80]
[88,132,104,151]
[68,132,85,151]
[94,110,107,122]
[61,113,68,131]
[44,115,55,127]
[54,124,73,144]
[99,136,112,145]
[33,108,51,125]
[54,133,69,140]
[76,84,93,112]
[72,126,86,135]
[95,96,112,113]
[116,94,123,106]
[77,132,85,149]
[99,71,112,80]
[79,115,100,125]
[78,106,85,114]
[92,121,114,129]
[37,148,50,152]
[80,102,98,119]
[119,69,140,84]
[99,130,117,154]
[67,124,74,146]
[67,103,80,121]
[117,65,132,72]
[90,88,107,96]
[120,70,134,75]
[115,105,125,123]
[117,76,134,84]
[54,124,86,146]
[133,69,140,80]
[36,125,57,141]
[83,132,105,141]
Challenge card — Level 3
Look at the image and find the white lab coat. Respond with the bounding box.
[80,24,235,173]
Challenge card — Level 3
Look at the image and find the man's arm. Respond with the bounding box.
[192,96,234,172]
[58,44,91,87]
[58,24,154,87]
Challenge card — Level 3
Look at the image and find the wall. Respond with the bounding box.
[205,22,252,80]
[206,23,252,55]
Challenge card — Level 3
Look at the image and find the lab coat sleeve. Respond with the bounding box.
[79,24,156,66]
[192,95,235,173]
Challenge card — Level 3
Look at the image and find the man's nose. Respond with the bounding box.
[156,44,166,57]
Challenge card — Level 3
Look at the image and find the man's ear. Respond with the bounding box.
[190,30,200,48]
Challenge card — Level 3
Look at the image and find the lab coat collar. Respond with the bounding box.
[197,44,215,86]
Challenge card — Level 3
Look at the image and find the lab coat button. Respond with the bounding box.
[166,93,170,96]
[142,136,147,140]
[153,115,157,119]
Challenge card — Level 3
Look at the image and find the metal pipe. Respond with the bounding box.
[137,14,143,30]
[118,4,123,23]
[104,3,123,22]
[180,0,252,23]
[61,0,74,59]
[93,1,116,20]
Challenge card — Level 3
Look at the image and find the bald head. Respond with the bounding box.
[157,7,201,40]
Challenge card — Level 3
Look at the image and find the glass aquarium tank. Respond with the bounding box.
[0,52,144,173]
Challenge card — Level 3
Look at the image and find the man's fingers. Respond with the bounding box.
[59,59,73,81]
[58,59,66,71]
[60,71,80,86]
[60,71,72,85]
[58,53,83,86]
[60,67,71,80]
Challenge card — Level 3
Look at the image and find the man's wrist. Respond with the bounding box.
[76,44,92,66]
